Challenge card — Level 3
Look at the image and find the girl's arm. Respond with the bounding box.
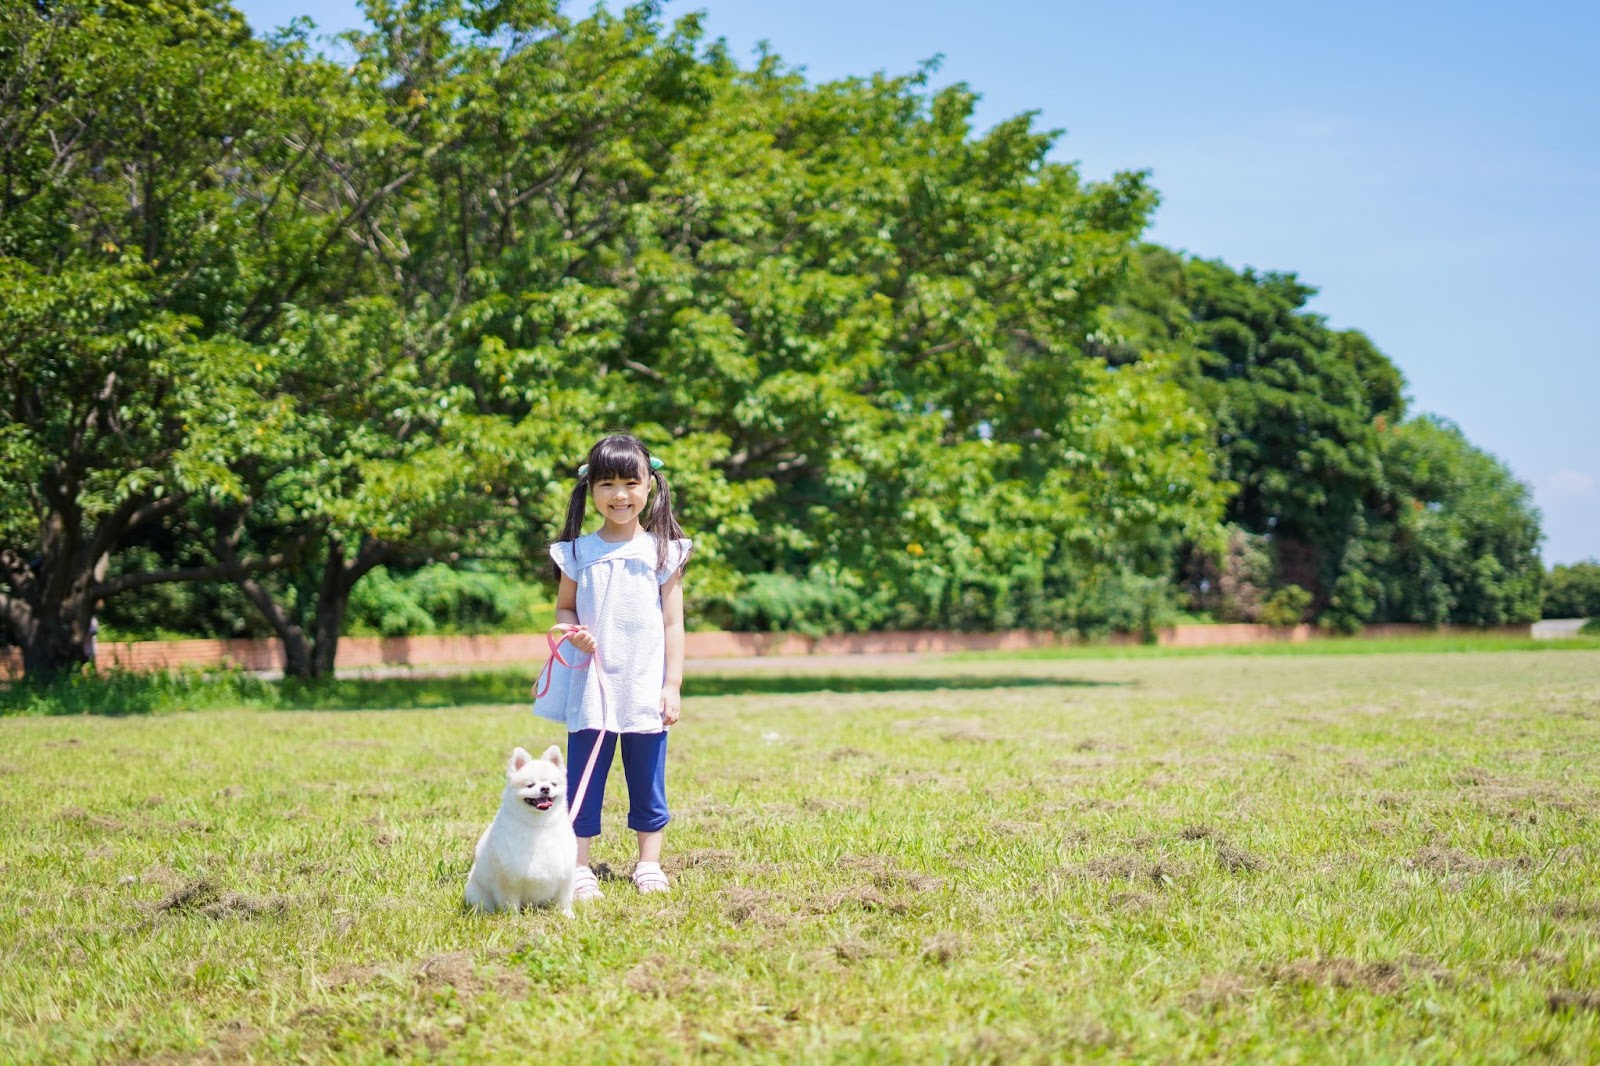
[659,569,685,726]
[554,573,595,653]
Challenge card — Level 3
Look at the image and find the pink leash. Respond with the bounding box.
[534,630,608,826]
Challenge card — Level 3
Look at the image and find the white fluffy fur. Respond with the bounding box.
[464,745,577,916]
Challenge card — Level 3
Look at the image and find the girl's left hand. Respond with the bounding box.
[659,683,681,727]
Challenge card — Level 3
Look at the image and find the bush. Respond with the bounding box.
[344,564,553,637]
[1058,569,1184,642]
[1183,526,1274,623]
[1259,584,1312,627]
[704,571,870,637]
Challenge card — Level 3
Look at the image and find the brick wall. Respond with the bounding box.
[0,621,1535,679]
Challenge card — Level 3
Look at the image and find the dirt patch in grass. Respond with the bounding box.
[415,952,479,997]
[829,746,872,761]
[625,954,712,998]
[1066,854,1188,888]
[920,932,963,965]
[1268,955,1447,994]
[1405,845,1536,878]
[1548,990,1600,1013]
[152,879,289,920]
[60,806,127,833]
[213,1017,263,1059]
[1185,972,1255,1012]
[830,935,878,963]
[838,853,896,876]
[668,848,738,874]
[838,853,944,893]
[322,962,387,990]
[1548,899,1600,921]
[895,771,966,789]
[806,886,910,915]
[875,870,945,893]
[1214,840,1263,873]
[722,887,790,927]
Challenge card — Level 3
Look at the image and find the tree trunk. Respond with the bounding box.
[6,567,98,683]
[310,586,349,679]
[18,611,90,682]
[235,535,388,682]
[304,539,350,681]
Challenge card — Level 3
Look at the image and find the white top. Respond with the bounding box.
[533,531,691,734]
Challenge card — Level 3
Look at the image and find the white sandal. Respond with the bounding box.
[633,861,670,894]
[573,865,603,902]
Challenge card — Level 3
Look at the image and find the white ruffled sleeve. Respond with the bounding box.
[658,537,692,584]
[548,541,577,581]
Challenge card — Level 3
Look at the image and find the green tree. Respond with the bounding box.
[1323,417,1543,629]
[0,0,405,679]
[1543,561,1600,619]
[611,62,1227,630]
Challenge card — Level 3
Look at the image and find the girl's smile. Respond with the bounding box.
[593,474,650,534]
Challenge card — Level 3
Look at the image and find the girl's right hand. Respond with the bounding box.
[551,622,597,655]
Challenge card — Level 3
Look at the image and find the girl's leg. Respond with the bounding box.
[567,729,616,902]
[619,731,670,892]
[566,728,617,844]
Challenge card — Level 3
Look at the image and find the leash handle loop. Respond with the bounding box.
[533,628,609,827]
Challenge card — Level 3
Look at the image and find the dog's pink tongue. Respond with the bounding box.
[535,799,554,810]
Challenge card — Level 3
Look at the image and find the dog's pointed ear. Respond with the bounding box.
[542,744,564,767]
[509,747,532,772]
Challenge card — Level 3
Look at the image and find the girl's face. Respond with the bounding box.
[590,463,651,531]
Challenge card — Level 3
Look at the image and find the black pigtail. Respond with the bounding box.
[644,469,688,576]
[552,478,589,580]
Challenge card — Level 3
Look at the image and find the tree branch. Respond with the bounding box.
[91,525,319,600]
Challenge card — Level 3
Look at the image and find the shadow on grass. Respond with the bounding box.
[2,668,1116,715]
[273,671,1117,709]
[682,673,1116,697]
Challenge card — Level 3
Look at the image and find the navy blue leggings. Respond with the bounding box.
[566,729,670,838]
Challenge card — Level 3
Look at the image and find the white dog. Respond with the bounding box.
[464,745,577,916]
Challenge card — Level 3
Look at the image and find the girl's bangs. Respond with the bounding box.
[586,438,650,481]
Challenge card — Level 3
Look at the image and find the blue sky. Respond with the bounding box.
[238,0,1599,564]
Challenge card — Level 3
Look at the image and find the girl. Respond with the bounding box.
[535,434,690,899]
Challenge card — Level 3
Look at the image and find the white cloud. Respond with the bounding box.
[1543,468,1596,499]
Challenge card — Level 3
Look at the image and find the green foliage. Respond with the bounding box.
[344,563,554,637]
[0,667,274,717]
[0,0,1546,665]
[1121,247,1542,632]
[1259,584,1312,627]
[1544,561,1600,619]
[1326,417,1544,629]
[703,571,868,636]
[1184,525,1274,622]
[1125,248,1398,604]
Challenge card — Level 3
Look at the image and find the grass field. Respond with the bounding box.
[3,648,1598,1062]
